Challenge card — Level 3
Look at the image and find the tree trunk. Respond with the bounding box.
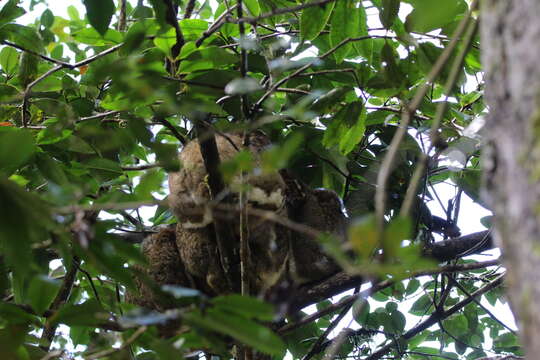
[481,0,540,356]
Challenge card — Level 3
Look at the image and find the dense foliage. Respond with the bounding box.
[0,0,517,359]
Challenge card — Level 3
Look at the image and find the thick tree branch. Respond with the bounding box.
[194,119,238,292]
[423,230,493,261]
[285,259,500,332]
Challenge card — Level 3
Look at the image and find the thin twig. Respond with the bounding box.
[155,116,187,145]
[85,326,147,360]
[21,44,123,126]
[233,0,337,24]
[1,40,70,66]
[365,106,431,121]
[236,0,251,310]
[220,30,298,49]
[401,18,479,217]
[375,0,478,231]
[366,273,504,360]
[39,350,64,360]
[76,110,120,123]
[121,163,160,171]
[118,0,127,31]
[252,35,390,111]
[302,288,359,360]
[195,4,238,47]
[280,280,392,334]
[56,200,167,214]
[280,259,500,334]
[448,276,516,334]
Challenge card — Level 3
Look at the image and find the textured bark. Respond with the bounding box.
[481,0,540,356]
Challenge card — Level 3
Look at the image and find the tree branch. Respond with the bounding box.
[374,1,477,231]
[423,230,493,262]
[233,0,337,25]
[194,119,238,292]
[85,326,147,360]
[39,257,80,351]
[252,36,393,112]
[1,40,70,66]
[21,44,123,126]
[366,273,504,360]
[195,4,238,47]
[284,259,500,332]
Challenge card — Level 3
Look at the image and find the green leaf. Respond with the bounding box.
[17,51,38,87]
[283,321,321,358]
[389,309,406,333]
[72,27,123,45]
[480,215,492,229]
[405,0,465,33]
[329,0,361,63]
[405,278,420,295]
[339,110,366,154]
[51,299,108,326]
[1,24,43,52]
[0,0,25,28]
[323,101,365,154]
[40,9,54,28]
[180,46,238,72]
[348,215,379,259]
[352,300,370,325]
[410,294,433,315]
[300,0,335,41]
[244,0,261,16]
[27,275,60,315]
[36,127,73,145]
[82,0,115,36]
[0,128,36,175]
[445,314,468,335]
[0,46,18,75]
[451,169,487,208]
[69,326,91,346]
[148,0,170,30]
[84,157,123,174]
[381,42,404,87]
[261,132,304,172]
[311,86,353,114]
[184,309,285,355]
[211,294,275,321]
[382,216,411,260]
[67,5,80,20]
[220,150,254,183]
[379,0,400,29]
[153,27,177,57]
[35,152,69,185]
[134,169,163,200]
[0,178,52,277]
[0,84,18,102]
[179,19,209,41]
[0,302,38,325]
